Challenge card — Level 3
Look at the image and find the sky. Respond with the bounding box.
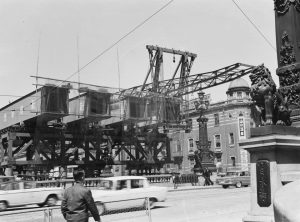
[0,0,278,108]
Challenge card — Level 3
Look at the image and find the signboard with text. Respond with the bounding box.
[256,160,271,207]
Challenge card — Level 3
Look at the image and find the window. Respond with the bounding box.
[188,138,194,150]
[229,133,234,145]
[214,113,219,126]
[231,156,236,166]
[195,140,199,149]
[116,180,128,190]
[131,179,143,189]
[176,140,182,152]
[237,92,242,99]
[99,180,113,190]
[24,182,36,189]
[214,135,221,150]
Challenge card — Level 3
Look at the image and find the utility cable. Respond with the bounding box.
[16,0,174,113]
[232,0,276,52]
[62,0,175,86]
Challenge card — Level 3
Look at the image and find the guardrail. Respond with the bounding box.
[35,175,173,188]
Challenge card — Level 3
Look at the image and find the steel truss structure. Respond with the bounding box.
[0,45,262,177]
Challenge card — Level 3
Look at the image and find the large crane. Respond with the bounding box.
[0,45,262,177]
[106,45,260,175]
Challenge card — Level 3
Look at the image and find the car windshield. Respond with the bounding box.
[97,180,113,190]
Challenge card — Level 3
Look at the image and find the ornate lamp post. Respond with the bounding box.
[193,91,219,172]
[196,91,210,149]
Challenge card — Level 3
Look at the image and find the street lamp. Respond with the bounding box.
[195,91,210,150]
[192,91,216,172]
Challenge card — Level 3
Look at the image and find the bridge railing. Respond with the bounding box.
[35,174,173,188]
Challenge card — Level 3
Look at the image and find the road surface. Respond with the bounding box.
[0,187,250,222]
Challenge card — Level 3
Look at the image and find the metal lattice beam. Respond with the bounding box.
[117,63,257,99]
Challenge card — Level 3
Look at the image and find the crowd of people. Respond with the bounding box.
[172,167,214,189]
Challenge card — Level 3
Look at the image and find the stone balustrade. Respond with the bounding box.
[35,174,173,188]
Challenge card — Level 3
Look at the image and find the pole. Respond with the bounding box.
[146,197,152,222]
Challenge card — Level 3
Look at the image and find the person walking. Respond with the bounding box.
[203,168,209,186]
[206,168,213,185]
[203,168,213,186]
[61,168,101,222]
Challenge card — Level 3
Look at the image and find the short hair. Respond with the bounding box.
[73,168,85,182]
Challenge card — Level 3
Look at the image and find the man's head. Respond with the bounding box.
[73,167,85,182]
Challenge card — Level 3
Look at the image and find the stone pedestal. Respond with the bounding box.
[239,126,300,222]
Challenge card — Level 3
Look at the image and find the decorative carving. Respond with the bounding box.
[274,89,292,125]
[278,83,300,107]
[250,65,292,126]
[278,67,300,87]
[279,31,296,66]
[256,160,271,207]
[274,0,300,15]
[277,66,300,109]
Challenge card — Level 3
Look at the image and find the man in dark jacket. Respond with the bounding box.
[61,168,100,222]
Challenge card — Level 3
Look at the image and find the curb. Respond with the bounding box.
[167,185,222,192]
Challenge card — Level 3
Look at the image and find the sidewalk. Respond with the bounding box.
[154,175,222,192]
[168,184,221,192]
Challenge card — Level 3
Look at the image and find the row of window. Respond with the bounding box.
[213,112,244,126]
[175,132,235,153]
[176,112,244,129]
[228,91,250,98]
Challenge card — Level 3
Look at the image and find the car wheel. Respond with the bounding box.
[96,202,106,215]
[0,201,8,211]
[236,182,242,188]
[45,195,58,206]
[222,185,229,189]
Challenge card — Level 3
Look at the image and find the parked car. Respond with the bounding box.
[216,170,250,188]
[0,176,15,183]
[91,176,168,215]
[0,180,63,211]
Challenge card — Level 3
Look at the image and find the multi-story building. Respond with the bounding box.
[167,78,252,173]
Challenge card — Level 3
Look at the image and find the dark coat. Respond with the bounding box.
[61,182,100,222]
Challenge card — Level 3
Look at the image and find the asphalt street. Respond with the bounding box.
[0,186,250,222]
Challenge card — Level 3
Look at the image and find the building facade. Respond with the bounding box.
[167,78,253,173]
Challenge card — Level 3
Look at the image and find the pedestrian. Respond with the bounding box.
[203,168,213,186]
[61,168,101,222]
[203,168,209,186]
[173,173,180,189]
[207,168,213,185]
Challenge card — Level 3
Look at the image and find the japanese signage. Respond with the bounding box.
[256,160,271,207]
[238,117,246,139]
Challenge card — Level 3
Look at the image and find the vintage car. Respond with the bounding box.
[0,176,15,183]
[0,180,63,211]
[216,170,250,188]
[91,176,168,215]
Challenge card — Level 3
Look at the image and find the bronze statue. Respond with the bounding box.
[249,65,292,126]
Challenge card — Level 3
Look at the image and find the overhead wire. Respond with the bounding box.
[66,0,175,83]
[231,0,276,52]
[16,0,175,113]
